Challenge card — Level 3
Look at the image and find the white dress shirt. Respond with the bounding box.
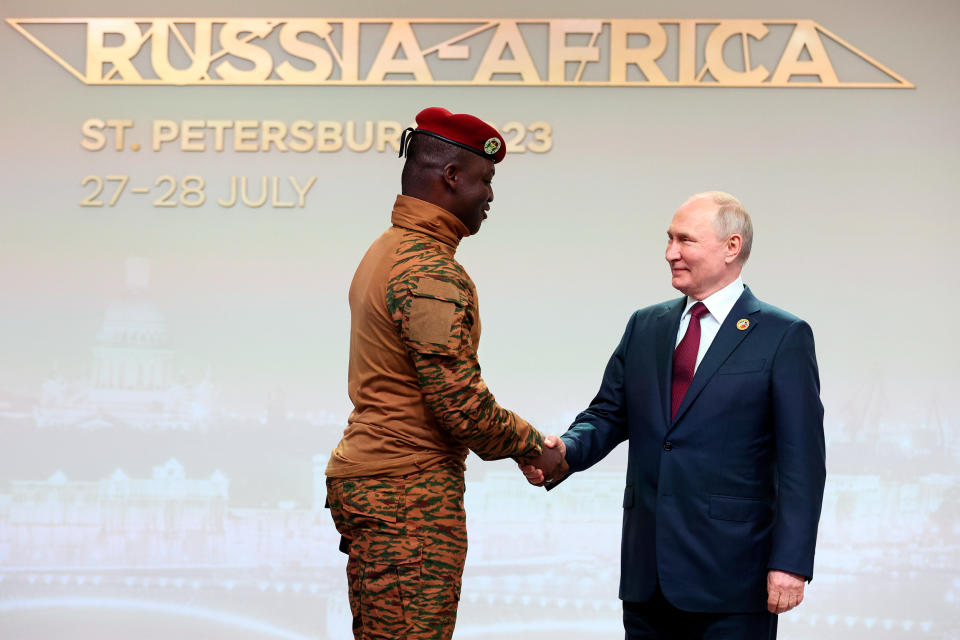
[675,277,745,371]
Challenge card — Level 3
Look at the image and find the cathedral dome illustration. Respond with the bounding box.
[98,299,169,347]
[96,258,170,349]
[36,258,215,431]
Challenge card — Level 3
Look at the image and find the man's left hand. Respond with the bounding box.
[766,570,805,614]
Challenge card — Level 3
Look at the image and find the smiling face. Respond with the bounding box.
[665,195,743,300]
[447,152,494,235]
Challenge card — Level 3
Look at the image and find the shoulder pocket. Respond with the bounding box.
[412,277,466,305]
[403,277,467,357]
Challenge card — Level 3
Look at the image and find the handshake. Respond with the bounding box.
[518,434,569,487]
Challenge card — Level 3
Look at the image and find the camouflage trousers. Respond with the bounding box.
[326,464,467,640]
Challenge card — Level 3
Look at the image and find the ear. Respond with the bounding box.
[441,163,458,191]
[724,234,742,264]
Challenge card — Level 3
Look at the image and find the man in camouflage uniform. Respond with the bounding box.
[326,107,566,640]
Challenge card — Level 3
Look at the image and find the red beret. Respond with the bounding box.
[400,107,506,164]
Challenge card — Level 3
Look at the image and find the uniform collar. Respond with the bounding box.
[391,194,470,249]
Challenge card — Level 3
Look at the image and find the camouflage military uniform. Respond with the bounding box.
[327,195,544,639]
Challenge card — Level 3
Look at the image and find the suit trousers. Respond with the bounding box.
[623,582,778,640]
[327,463,467,640]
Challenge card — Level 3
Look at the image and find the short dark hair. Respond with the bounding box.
[401,133,467,192]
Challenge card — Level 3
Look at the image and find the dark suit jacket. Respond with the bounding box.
[559,286,826,613]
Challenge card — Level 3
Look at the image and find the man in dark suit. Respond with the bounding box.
[523,192,826,638]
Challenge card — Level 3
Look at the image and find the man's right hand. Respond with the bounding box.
[519,434,567,487]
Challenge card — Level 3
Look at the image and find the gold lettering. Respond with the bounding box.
[241,176,268,207]
[261,121,288,152]
[290,176,317,207]
[376,121,403,153]
[339,20,360,83]
[345,121,374,152]
[234,120,259,152]
[105,119,133,150]
[218,176,237,207]
[86,20,143,82]
[289,120,314,152]
[609,20,668,83]
[502,122,525,153]
[180,176,206,207]
[152,120,178,151]
[275,20,335,82]
[474,21,540,83]
[149,19,213,83]
[527,122,553,153]
[105,175,129,206]
[677,20,696,84]
[208,120,232,152]
[549,20,602,83]
[703,21,770,86]
[214,20,275,82]
[366,21,432,82]
[4,17,912,88]
[81,175,104,206]
[770,20,839,86]
[271,176,295,207]
[154,176,177,207]
[317,121,343,152]
[181,120,206,151]
[81,118,106,151]
[105,120,133,150]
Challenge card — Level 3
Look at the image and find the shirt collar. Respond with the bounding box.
[682,277,745,325]
[390,194,469,249]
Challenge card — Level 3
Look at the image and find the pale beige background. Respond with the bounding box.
[1,1,958,639]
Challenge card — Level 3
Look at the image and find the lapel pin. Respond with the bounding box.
[736,319,750,331]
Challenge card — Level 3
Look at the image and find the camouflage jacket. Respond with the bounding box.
[326,195,543,478]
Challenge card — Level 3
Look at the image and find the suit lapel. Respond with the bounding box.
[669,287,761,428]
[656,298,686,428]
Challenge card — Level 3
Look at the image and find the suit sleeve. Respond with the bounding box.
[558,313,635,475]
[389,274,543,462]
[767,319,826,581]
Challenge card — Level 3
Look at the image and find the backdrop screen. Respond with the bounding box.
[2,1,958,639]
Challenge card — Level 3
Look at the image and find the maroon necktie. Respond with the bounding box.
[671,302,709,420]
